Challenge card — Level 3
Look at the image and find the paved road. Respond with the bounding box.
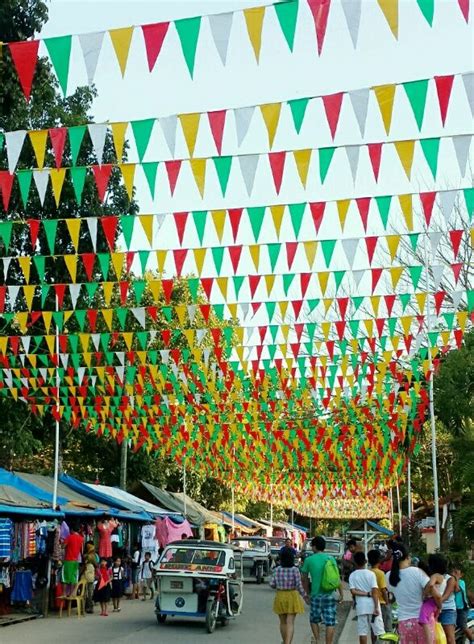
[2,585,316,644]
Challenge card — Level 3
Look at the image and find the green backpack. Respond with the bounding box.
[321,557,340,592]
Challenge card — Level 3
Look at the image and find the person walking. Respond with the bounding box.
[110,556,125,612]
[301,536,343,644]
[428,554,457,644]
[349,551,386,644]
[270,547,309,644]
[451,564,474,643]
[386,542,434,643]
[139,551,154,600]
[368,549,392,632]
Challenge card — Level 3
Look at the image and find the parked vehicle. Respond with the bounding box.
[300,537,345,565]
[154,540,243,634]
[230,536,271,583]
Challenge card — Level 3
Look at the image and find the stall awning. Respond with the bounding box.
[366,520,394,537]
[0,468,64,517]
[139,481,221,527]
[84,483,179,519]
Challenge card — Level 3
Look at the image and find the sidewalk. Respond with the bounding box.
[337,605,358,643]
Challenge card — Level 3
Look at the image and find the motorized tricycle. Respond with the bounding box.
[154,540,243,634]
[230,536,271,583]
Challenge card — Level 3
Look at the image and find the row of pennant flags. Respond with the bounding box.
[3,0,471,98]
[0,135,472,209]
[2,73,473,170]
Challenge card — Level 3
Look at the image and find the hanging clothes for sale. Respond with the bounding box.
[0,518,13,559]
[141,523,159,560]
[155,516,193,548]
[97,518,119,558]
[11,570,33,602]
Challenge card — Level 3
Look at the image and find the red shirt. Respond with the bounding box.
[64,532,84,562]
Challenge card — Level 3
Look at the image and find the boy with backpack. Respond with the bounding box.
[139,551,155,600]
[301,536,343,644]
[349,551,385,644]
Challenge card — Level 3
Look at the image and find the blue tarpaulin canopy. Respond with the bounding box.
[0,468,64,517]
[366,520,394,537]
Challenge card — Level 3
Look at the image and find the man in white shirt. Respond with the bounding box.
[349,551,386,643]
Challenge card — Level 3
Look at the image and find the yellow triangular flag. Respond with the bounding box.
[386,234,400,261]
[364,318,374,337]
[373,84,396,134]
[415,292,426,312]
[18,256,31,283]
[249,244,260,271]
[179,113,200,157]
[370,295,381,317]
[293,149,312,187]
[29,130,48,169]
[64,254,77,282]
[190,158,206,197]
[66,218,81,251]
[398,194,413,230]
[23,285,35,311]
[216,277,228,299]
[377,0,399,38]
[79,333,90,352]
[112,122,128,161]
[139,214,153,246]
[260,103,281,148]
[123,332,133,350]
[337,199,350,232]
[156,250,167,274]
[244,6,265,61]
[50,168,66,206]
[270,205,285,238]
[148,280,161,302]
[394,140,415,179]
[111,252,124,278]
[323,298,332,314]
[16,312,28,333]
[193,248,206,275]
[109,27,134,76]
[318,271,329,295]
[228,303,238,319]
[103,282,114,306]
[279,301,288,319]
[304,241,318,268]
[265,274,275,296]
[390,266,404,289]
[400,315,413,336]
[42,311,52,333]
[119,163,136,200]
[211,210,226,242]
[321,322,331,341]
[457,310,468,331]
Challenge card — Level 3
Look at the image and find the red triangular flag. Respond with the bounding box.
[28,219,40,247]
[82,253,96,281]
[200,278,213,300]
[229,208,243,242]
[268,151,286,193]
[356,197,371,231]
[54,284,66,309]
[322,92,344,139]
[458,0,469,22]
[375,318,385,338]
[0,172,15,211]
[434,75,454,126]
[420,192,436,225]
[286,242,298,269]
[384,294,396,316]
[173,212,188,246]
[92,164,113,202]
[101,216,118,250]
[161,279,174,303]
[9,40,40,100]
[335,320,346,341]
[449,229,463,259]
[125,251,135,272]
[307,204,326,239]
[200,303,211,322]
[337,297,349,318]
[451,263,463,284]
[307,0,332,55]
[368,143,382,182]
[173,248,188,277]
[371,268,383,293]
[141,22,170,71]
[365,236,378,264]
[165,160,182,195]
[434,291,446,315]
[228,245,242,273]
[249,275,261,297]
[292,300,303,319]
[208,110,227,155]
[300,273,311,298]
[49,127,67,168]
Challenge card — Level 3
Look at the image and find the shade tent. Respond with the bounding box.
[221,511,270,534]
[366,520,395,537]
[83,483,179,519]
[0,468,64,517]
[219,511,258,534]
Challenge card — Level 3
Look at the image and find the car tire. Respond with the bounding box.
[206,600,218,633]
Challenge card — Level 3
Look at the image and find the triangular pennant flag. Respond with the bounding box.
[142,162,159,198]
[429,231,443,257]
[399,194,413,231]
[9,40,40,100]
[374,84,396,134]
[270,205,285,237]
[92,164,113,202]
[244,6,265,61]
[349,88,369,136]
[260,103,282,148]
[160,115,178,156]
[50,168,66,206]
[247,207,265,242]
[420,192,436,225]
[208,110,226,154]
[49,127,67,168]
[88,123,108,164]
[79,31,105,84]
[33,169,49,206]
[192,210,206,245]
[386,235,400,261]
[119,163,136,200]
[179,113,200,157]
[211,210,226,242]
[322,92,344,139]
[213,156,232,196]
[420,137,440,179]
[321,239,337,267]
[190,158,206,197]
[70,166,87,203]
[175,16,201,77]
[458,0,470,22]
[120,215,135,250]
[109,26,134,76]
[268,151,286,193]
[416,0,434,25]
[208,12,233,65]
[341,0,361,47]
[368,143,382,182]
[141,22,169,71]
[342,238,358,268]
[394,140,415,178]
[439,190,457,224]
[453,135,471,177]
[345,146,360,183]
[239,154,259,195]
[377,0,398,37]
[288,98,309,135]
[131,118,155,161]
[293,149,312,187]
[68,126,86,165]
[307,0,332,55]
[5,130,26,173]
[403,79,429,130]
[44,35,72,95]
[165,160,182,195]
[337,200,350,231]
[86,218,98,252]
[462,72,473,115]
[234,106,255,146]
[434,75,454,126]
[43,219,58,254]
[173,212,188,246]
[275,0,299,51]
[17,170,32,207]
[319,147,335,183]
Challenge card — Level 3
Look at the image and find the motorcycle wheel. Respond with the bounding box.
[156,614,167,624]
[206,600,218,633]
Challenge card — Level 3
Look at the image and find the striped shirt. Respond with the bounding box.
[0,519,13,559]
[270,565,307,597]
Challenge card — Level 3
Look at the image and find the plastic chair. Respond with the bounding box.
[58,579,86,618]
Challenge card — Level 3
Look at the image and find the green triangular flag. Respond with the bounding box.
[399,293,411,312]
[192,211,207,245]
[75,309,86,331]
[268,243,281,271]
[265,301,276,321]
[133,280,146,304]
[420,137,440,179]
[443,312,455,330]
[40,284,49,307]
[142,162,159,198]
[43,219,58,254]
[408,265,423,289]
[0,222,12,251]
[388,317,398,337]
[70,166,87,203]
[352,297,363,312]
[120,216,135,250]
[321,239,336,267]
[138,251,149,273]
[68,126,86,165]
[131,119,155,162]
[403,79,429,130]
[416,0,434,25]
[288,203,305,238]
[17,170,32,206]
[375,195,392,229]
[408,233,419,252]
[334,270,345,292]
[84,282,98,302]
[116,308,128,329]
[288,98,309,134]
[136,331,148,350]
[213,304,224,321]
[274,0,299,51]
[464,188,474,220]
[233,275,244,298]
[175,16,201,78]
[97,253,110,280]
[283,273,294,295]
[45,35,72,96]
[187,277,199,301]
[247,206,265,242]
[33,256,45,282]
[467,290,474,312]
[211,246,224,275]
[318,147,335,183]
[213,156,232,196]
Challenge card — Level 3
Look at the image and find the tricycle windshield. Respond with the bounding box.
[158,546,226,572]
[231,539,267,552]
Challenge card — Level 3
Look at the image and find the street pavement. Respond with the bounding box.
[1,584,352,643]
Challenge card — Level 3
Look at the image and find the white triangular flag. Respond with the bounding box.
[91,334,101,350]
[429,231,443,257]
[462,72,474,116]
[234,106,255,146]
[86,218,98,252]
[160,350,170,364]
[3,258,11,277]
[345,146,360,183]
[439,190,457,225]
[115,366,125,384]
[8,285,20,308]
[5,130,26,173]
[241,302,249,318]
[208,12,234,65]
[69,284,81,308]
[21,336,31,353]
[33,169,50,206]
[239,154,259,195]
[203,347,211,367]
[342,238,359,268]
[187,304,197,323]
[349,89,369,137]
[341,0,361,47]
[79,31,105,85]
[131,307,146,328]
[451,290,463,309]
[155,213,166,231]
[116,352,125,365]
[196,329,207,345]
[88,123,108,165]
[353,269,364,288]
[77,367,86,384]
[453,135,471,177]
[160,115,178,156]
[60,353,69,368]
[431,264,444,290]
